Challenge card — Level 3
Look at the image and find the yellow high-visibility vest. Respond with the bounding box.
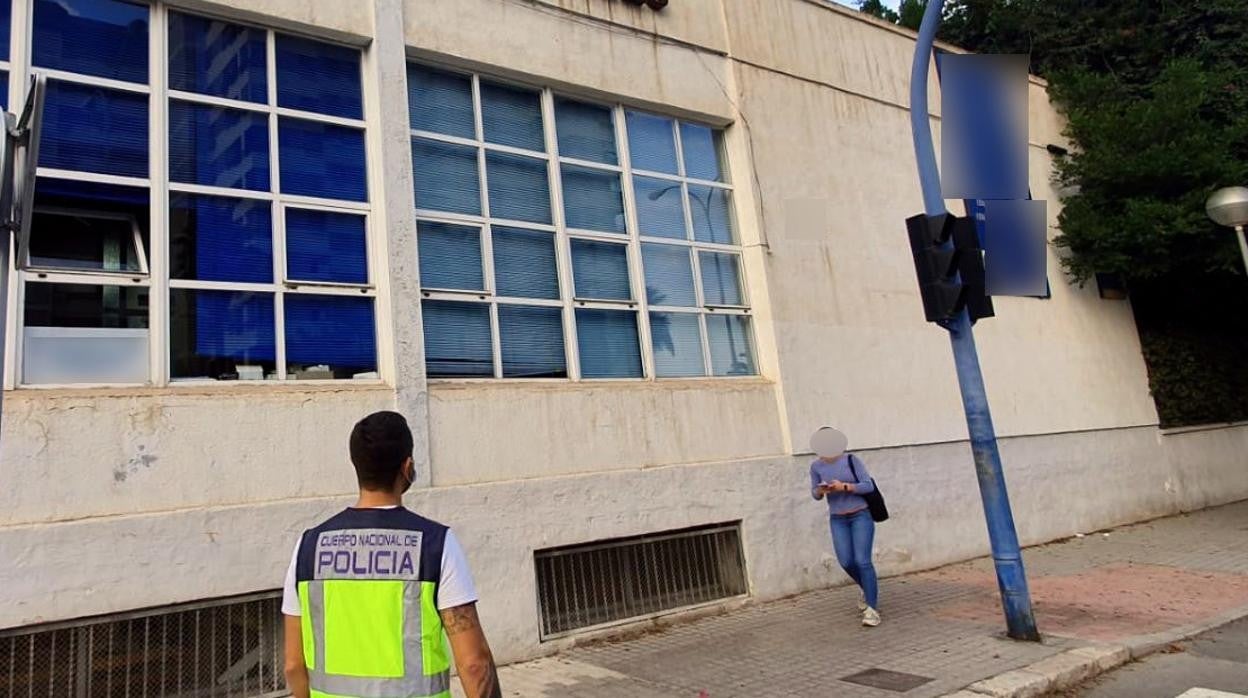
[295,508,452,698]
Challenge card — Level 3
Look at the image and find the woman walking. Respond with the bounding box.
[809,426,880,627]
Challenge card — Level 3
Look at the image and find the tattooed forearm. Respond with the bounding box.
[441,604,481,635]
[469,662,502,698]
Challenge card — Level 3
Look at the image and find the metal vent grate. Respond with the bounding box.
[0,592,285,698]
[535,523,748,639]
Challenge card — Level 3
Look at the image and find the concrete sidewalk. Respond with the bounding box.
[461,501,1248,697]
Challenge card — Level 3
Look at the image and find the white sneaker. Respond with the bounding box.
[862,607,881,627]
[857,593,867,611]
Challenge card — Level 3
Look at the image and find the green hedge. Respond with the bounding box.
[1131,274,1248,428]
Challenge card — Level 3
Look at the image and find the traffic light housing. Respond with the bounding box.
[906,212,994,323]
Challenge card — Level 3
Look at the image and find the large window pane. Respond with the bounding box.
[33,0,148,83]
[284,294,376,378]
[650,312,705,378]
[561,165,624,233]
[493,227,559,299]
[626,112,678,175]
[555,99,616,164]
[285,209,368,285]
[41,81,148,178]
[279,118,367,202]
[700,251,744,306]
[707,314,756,376]
[641,244,696,307]
[417,221,483,291]
[168,12,266,103]
[499,305,566,378]
[633,176,686,239]
[407,65,474,139]
[275,34,362,119]
[29,178,150,274]
[412,138,481,215]
[570,239,630,300]
[575,309,641,379]
[169,101,270,191]
[680,123,725,181]
[689,185,734,244]
[486,152,550,224]
[170,194,272,284]
[481,82,544,151]
[24,282,149,384]
[170,288,275,380]
[422,300,493,377]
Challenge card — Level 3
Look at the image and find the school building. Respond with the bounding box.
[1,0,1244,694]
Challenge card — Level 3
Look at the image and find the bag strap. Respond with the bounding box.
[846,454,860,484]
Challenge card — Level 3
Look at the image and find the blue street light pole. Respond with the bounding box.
[908,0,1040,641]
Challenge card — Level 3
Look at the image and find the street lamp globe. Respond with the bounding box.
[1206,186,1248,229]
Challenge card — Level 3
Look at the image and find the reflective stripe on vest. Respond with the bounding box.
[296,516,451,698]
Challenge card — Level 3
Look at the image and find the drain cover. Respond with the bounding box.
[840,668,934,692]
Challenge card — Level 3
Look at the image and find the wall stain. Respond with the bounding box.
[113,444,158,483]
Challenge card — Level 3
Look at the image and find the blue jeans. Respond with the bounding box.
[829,508,878,609]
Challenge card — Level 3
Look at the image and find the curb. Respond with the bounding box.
[939,601,1248,697]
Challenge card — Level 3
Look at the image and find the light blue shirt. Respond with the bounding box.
[809,454,875,515]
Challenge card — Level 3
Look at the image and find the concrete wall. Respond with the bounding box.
[4,423,1244,661]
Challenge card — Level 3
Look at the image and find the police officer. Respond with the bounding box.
[282,411,501,698]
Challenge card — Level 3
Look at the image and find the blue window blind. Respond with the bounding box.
[650,312,705,378]
[275,34,362,119]
[499,305,566,378]
[279,118,367,202]
[422,300,493,377]
[680,123,724,181]
[626,112,678,175]
[707,315,756,376]
[407,64,474,139]
[634,176,686,239]
[284,294,376,369]
[575,309,641,379]
[417,221,483,291]
[183,288,276,363]
[641,244,696,307]
[169,101,270,191]
[33,0,148,83]
[0,0,9,61]
[689,185,734,244]
[555,99,616,165]
[481,81,544,151]
[170,194,272,283]
[412,138,480,215]
[561,166,624,233]
[168,12,266,103]
[493,227,559,299]
[286,209,368,284]
[570,239,630,300]
[486,152,551,224]
[699,251,744,306]
[41,81,148,177]
[0,72,8,110]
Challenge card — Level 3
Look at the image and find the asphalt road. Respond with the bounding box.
[1067,616,1248,697]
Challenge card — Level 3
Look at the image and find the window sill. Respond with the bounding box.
[1158,420,1248,437]
[6,380,393,401]
[427,376,774,392]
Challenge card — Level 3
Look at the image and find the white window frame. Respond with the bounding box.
[410,61,756,382]
[4,0,381,389]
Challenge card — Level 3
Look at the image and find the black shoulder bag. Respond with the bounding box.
[847,454,889,523]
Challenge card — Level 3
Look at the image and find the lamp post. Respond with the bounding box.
[1206,186,1248,274]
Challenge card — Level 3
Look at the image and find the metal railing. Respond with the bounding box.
[0,593,285,698]
[535,523,748,639]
